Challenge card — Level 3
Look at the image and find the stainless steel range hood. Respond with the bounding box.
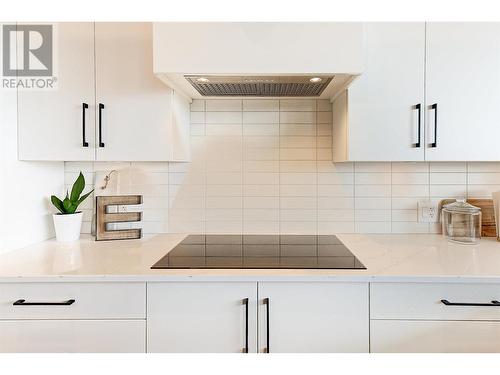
[153,23,365,100]
[184,75,334,97]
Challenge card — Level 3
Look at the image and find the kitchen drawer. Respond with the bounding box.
[0,320,145,352]
[371,320,500,353]
[0,283,146,319]
[371,283,500,321]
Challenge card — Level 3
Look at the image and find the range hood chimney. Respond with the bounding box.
[153,23,365,100]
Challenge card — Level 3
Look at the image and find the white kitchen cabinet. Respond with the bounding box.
[257,282,369,353]
[425,23,500,161]
[371,320,500,353]
[0,320,145,353]
[95,23,188,161]
[333,23,425,162]
[371,282,500,352]
[0,282,146,353]
[147,282,258,353]
[18,22,190,162]
[17,23,96,161]
[0,282,146,319]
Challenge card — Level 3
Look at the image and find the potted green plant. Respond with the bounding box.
[51,172,94,242]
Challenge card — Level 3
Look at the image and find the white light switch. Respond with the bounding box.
[418,200,440,223]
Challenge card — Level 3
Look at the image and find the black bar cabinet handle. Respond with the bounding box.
[242,298,249,353]
[13,299,75,306]
[430,103,437,148]
[82,103,89,147]
[98,103,105,147]
[264,298,270,353]
[413,103,421,148]
[441,299,500,307]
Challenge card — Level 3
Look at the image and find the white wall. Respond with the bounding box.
[68,98,500,236]
[0,23,64,253]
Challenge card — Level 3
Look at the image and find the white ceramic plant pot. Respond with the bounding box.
[53,212,83,242]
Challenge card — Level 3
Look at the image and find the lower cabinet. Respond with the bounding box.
[147,282,258,353]
[258,282,369,353]
[147,282,369,353]
[0,320,145,353]
[0,282,147,353]
[371,320,500,353]
[370,282,500,353]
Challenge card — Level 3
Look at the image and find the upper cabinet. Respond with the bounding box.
[17,23,96,161]
[333,22,500,162]
[334,23,425,162]
[425,23,500,161]
[18,23,190,162]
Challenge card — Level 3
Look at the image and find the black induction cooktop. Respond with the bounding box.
[151,235,365,270]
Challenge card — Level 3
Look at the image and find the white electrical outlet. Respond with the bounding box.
[418,200,440,223]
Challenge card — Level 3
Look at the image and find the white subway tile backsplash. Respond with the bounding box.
[430,172,467,185]
[355,162,391,173]
[429,185,466,198]
[190,99,205,112]
[243,112,279,124]
[243,124,279,136]
[468,173,500,185]
[280,173,317,185]
[280,111,316,124]
[430,162,467,173]
[392,172,429,185]
[391,185,428,198]
[392,162,429,173]
[355,197,391,210]
[280,99,316,112]
[190,112,205,124]
[206,112,242,124]
[206,99,242,112]
[355,210,391,222]
[280,185,317,197]
[468,162,500,173]
[243,99,279,112]
[317,100,332,112]
[280,136,316,148]
[67,99,500,237]
[355,172,391,185]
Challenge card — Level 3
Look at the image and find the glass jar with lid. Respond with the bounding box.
[442,199,482,244]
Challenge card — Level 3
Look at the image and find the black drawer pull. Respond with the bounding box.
[441,299,500,307]
[82,103,89,147]
[98,103,105,147]
[242,298,249,353]
[13,299,75,306]
[264,297,270,353]
[413,103,422,148]
[430,103,437,148]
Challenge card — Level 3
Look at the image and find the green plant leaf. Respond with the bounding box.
[51,195,64,214]
[62,197,72,213]
[77,189,94,205]
[70,172,85,202]
[73,189,94,213]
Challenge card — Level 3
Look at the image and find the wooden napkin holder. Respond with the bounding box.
[96,195,142,241]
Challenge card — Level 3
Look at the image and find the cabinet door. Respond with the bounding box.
[18,22,95,161]
[343,23,425,161]
[0,320,145,353]
[371,320,500,353]
[147,282,257,353]
[258,282,369,353]
[425,23,500,161]
[95,23,175,161]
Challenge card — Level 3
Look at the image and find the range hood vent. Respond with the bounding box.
[185,75,334,97]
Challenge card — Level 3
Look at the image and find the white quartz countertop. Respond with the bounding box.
[1,233,500,282]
